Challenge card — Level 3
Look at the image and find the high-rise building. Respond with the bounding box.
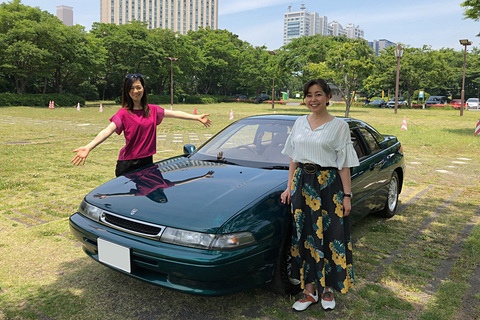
[100,0,218,34]
[283,3,327,46]
[369,39,396,56]
[283,4,363,46]
[56,5,73,26]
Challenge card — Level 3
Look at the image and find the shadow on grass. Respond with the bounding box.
[443,128,478,136]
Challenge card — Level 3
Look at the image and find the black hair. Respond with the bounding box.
[122,74,149,117]
[303,79,332,106]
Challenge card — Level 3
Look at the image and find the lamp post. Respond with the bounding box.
[166,57,178,108]
[268,50,277,109]
[394,44,403,114]
[459,39,472,117]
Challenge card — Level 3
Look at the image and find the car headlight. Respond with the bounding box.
[161,228,256,250]
[78,199,103,221]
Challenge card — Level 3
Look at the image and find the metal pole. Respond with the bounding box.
[394,44,402,114]
[460,44,467,117]
[166,57,178,108]
[271,78,275,109]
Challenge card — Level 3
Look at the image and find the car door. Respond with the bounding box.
[350,127,391,221]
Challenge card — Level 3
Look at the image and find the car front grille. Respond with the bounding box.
[100,211,165,240]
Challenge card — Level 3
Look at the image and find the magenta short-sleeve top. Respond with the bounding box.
[110,104,165,161]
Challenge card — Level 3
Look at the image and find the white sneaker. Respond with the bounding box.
[321,287,336,310]
[292,289,319,311]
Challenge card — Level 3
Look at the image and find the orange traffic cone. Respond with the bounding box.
[229,109,234,120]
[99,103,103,112]
[49,100,54,109]
[193,107,197,115]
[401,116,407,131]
[475,119,480,136]
[76,103,80,111]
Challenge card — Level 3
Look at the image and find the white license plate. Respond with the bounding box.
[97,238,131,273]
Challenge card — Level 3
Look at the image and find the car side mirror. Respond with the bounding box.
[183,144,196,155]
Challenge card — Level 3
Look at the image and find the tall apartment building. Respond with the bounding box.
[283,4,327,46]
[56,5,73,26]
[100,0,218,35]
[283,4,364,46]
[369,39,396,56]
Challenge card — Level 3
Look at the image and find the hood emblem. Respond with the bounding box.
[130,208,138,215]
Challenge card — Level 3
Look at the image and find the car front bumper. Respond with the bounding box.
[69,213,278,296]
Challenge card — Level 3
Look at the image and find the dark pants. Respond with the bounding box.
[115,156,153,177]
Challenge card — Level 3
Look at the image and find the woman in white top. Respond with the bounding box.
[281,79,359,312]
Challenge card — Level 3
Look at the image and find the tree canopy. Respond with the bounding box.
[0,0,479,106]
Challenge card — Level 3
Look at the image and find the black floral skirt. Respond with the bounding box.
[289,163,354,294]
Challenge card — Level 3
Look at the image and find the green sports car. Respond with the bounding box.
[69,115,405,296]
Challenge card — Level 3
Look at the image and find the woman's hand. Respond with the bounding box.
[198,114,212,127]
[71,147,91,166]
[280,188,291,205]
[343,196,351,217]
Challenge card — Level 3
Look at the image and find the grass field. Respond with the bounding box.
[1,102,479,320]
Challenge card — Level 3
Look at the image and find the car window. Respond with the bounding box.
[358,127,380,154]
[194,119,293,165]
[350,129,366,159]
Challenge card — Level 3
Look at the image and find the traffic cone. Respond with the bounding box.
[193,107,197,115]
[76,103,80,111]
[475,119,480,136]
[401,116,407,131]
[49,100,54,109]
[99,103,103,112]
[229,109,234,120]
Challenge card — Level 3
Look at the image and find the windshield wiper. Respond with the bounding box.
[261,165,289,170]
[203,159,238,166]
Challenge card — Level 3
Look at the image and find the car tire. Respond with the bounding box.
[267,231,301,296]
[377,171,400,218]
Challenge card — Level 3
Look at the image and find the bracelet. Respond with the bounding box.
[343,192,352,198]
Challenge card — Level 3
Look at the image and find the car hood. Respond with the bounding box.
[84,157,288,233]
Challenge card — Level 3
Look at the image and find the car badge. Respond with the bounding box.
[130,208,138,215]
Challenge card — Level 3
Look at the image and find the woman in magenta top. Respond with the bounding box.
[71,74,212,176]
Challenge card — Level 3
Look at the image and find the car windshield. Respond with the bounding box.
[190,118,293,168]
[468,98,479,102]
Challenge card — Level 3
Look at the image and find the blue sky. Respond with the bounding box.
[15,0,480,51]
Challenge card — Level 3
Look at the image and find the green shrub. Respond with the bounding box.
[0,93,85,107]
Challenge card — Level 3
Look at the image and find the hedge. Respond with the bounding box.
[115,94,228,105]
[0,93,86,107]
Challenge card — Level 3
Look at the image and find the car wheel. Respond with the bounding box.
[377,171,399,218]
[267,232,301,296]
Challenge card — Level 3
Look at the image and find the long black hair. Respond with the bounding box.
[122,74,150,117]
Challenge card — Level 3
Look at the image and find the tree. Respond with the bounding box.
[462,0,480,21]
[0,0,55,93]
[306,38,375,116]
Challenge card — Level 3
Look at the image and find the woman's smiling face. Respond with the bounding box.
[129,80,144,104]
[305,84,331,112]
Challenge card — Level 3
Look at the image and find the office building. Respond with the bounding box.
[100,0,218,34]
[56,5,73,26]
[283,4,363,46]
[369,39,396,56]
[283,3,327,46]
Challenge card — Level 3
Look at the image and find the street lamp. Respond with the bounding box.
[268,50,277,109]
[459,39,472,116]
[394,44,404,114]
[166,57,178,108]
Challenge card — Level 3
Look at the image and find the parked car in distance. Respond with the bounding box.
[256,94,270,103]
[69,115,405,296]
[466,98,479,110]
[386,97,407,108]
[424,96,448,108]
[368,98,387,108]
[450,99,464,109]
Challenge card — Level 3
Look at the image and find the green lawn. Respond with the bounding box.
[1,103,479,319]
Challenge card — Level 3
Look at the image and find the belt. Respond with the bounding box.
[298,163,337,174]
